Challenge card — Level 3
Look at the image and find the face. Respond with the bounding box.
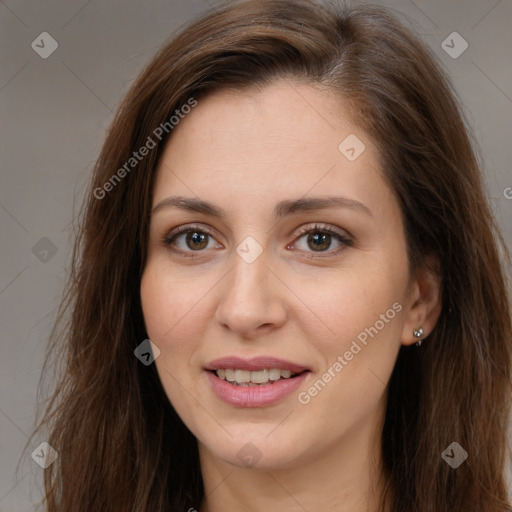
[141,80,417,471]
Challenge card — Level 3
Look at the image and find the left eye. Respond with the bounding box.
[291,225,353,255]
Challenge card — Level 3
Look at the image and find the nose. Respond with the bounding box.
[214,251,287,339]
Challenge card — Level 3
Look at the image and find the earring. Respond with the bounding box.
[413,327,424,346]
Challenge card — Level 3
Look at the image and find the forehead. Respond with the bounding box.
[161,81,356,166]
[152,80,395,223]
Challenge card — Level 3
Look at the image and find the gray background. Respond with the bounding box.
[1,0,511,510]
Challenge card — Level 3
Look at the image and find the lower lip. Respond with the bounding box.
[206,370,309,408]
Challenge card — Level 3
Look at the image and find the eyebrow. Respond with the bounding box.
[152,195,372,218]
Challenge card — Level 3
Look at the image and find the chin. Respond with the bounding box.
[198,428,308,471]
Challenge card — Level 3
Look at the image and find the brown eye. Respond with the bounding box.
[306,232,332,252]
[162,225,221,256]
[185,231,209,250]
[291,224,353,257]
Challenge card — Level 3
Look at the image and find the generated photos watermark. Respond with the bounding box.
[441,442,468,469]
[93,97,198,200]
[298,301,403,405]
[31,442,59,469]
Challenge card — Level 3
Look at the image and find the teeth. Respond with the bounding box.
[234,369,251,383]
[269,369,281,381]
[214,368,299,385]
[251,369,269,383]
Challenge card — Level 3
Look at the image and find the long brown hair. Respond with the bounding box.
[29,1,512,510]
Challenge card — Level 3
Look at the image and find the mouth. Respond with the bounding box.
[208,368,307,386]
[204,356,311,407]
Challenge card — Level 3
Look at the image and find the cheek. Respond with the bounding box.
[140,258,207,341]
[140,260,206,416]
[292,258,406,409]
[295,264,406,353]
[140,260,204,402]
[140,267,174,341]
[140,256,223,373]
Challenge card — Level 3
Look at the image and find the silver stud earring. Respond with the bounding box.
[413,327,424,346]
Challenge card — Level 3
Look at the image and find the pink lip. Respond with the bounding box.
[205,356,309,374]
[206,370,309,408]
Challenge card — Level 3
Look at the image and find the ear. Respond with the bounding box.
[401,254,442,346]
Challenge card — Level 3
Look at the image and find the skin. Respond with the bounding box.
[140,79,442,512]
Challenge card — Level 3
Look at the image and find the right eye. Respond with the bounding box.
[162,224,223,256]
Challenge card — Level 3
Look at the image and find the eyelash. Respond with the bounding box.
[161,223,353,259]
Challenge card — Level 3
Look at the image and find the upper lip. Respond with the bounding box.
[205,356,309,374]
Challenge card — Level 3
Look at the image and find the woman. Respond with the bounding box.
[31,0,512,510]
